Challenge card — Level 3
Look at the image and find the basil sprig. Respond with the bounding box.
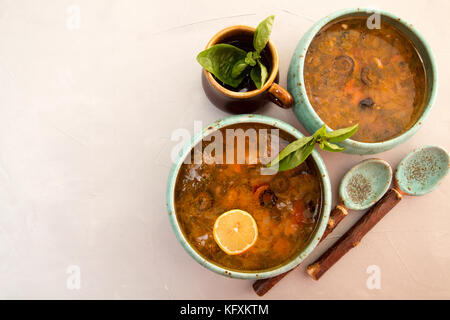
[268,124,359,172]
[197,15,275,89]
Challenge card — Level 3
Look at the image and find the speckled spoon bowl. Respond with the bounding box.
[395,145,449,195]
[340,159,393,210]
[254,158,392,296]
[320,159,393,238]
[306,145,449,281]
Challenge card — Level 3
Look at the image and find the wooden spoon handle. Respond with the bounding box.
[321,205,348,240]
[253,269,292,296]
[306,188,403,281]
[253,205,348,296]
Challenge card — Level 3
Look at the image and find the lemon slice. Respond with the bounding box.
[213,209,258,255]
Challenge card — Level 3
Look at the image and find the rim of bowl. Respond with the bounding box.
[166,114,331,279]
[294,7,438,152]
[203,25,279,99]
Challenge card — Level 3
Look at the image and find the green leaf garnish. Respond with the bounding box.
[278,142,316,172]
[231,59,249,78]
[253,15,275,53]
[267,124,359,172]
[197,44,247,88]
[325,124,359,143]
[319,140,345,152]
[268,136,313,167]
[197,15,275,89]
[244,51,257,66]
[250,59,268,89]
[313,125,327,138]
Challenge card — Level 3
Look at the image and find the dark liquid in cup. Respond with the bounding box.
[212,34,273,92]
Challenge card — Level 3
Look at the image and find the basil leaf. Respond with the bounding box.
[250,59,268,89]
[320,140,345,152]
[313,125,327,138]
[253,15,275,53]
[197,44,247,88]
[231,59,248,78]
[278,142,316,172]
[325,124,359,143]
[244,51,257,66]
[268,136,313,167]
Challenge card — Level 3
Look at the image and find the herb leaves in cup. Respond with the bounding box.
[268,124,359,171]
[197,15,275,89]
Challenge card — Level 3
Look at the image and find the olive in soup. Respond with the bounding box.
[174,124,322,271]
[304,17,427,142]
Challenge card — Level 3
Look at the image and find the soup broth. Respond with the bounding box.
[304,17,427,142]
[174,124,322,271]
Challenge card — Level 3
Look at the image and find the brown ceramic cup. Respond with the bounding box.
[201,25,293,114]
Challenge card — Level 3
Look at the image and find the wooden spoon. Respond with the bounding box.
[253,158,392,296]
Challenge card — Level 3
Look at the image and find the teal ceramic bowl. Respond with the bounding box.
[166,114,331,279]
[287,8,438,155]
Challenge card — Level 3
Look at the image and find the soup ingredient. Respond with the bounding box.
[258,188,278,208]
[197,15,275,89]
[195,191,214,211]
[213,209,258,255]
[333,55,354,75]
[268,124,358,172]
[359,97,374,109]
[270,176,290,193]
[360,66,380,86]
[304,17,427,142]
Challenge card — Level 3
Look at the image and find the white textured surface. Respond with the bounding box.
[0,0,449,299]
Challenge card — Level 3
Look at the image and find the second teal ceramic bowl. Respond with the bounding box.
[166,114,331,279]
[287,8,438,155]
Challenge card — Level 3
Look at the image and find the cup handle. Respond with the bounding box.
[268,83,293,109]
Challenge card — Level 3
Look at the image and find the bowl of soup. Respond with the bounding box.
[166,114,331,279]
[287,8,437,154]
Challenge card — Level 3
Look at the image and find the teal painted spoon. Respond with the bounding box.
[254,158,392,296]
[321,158,393,240]
[307,145,449,280]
